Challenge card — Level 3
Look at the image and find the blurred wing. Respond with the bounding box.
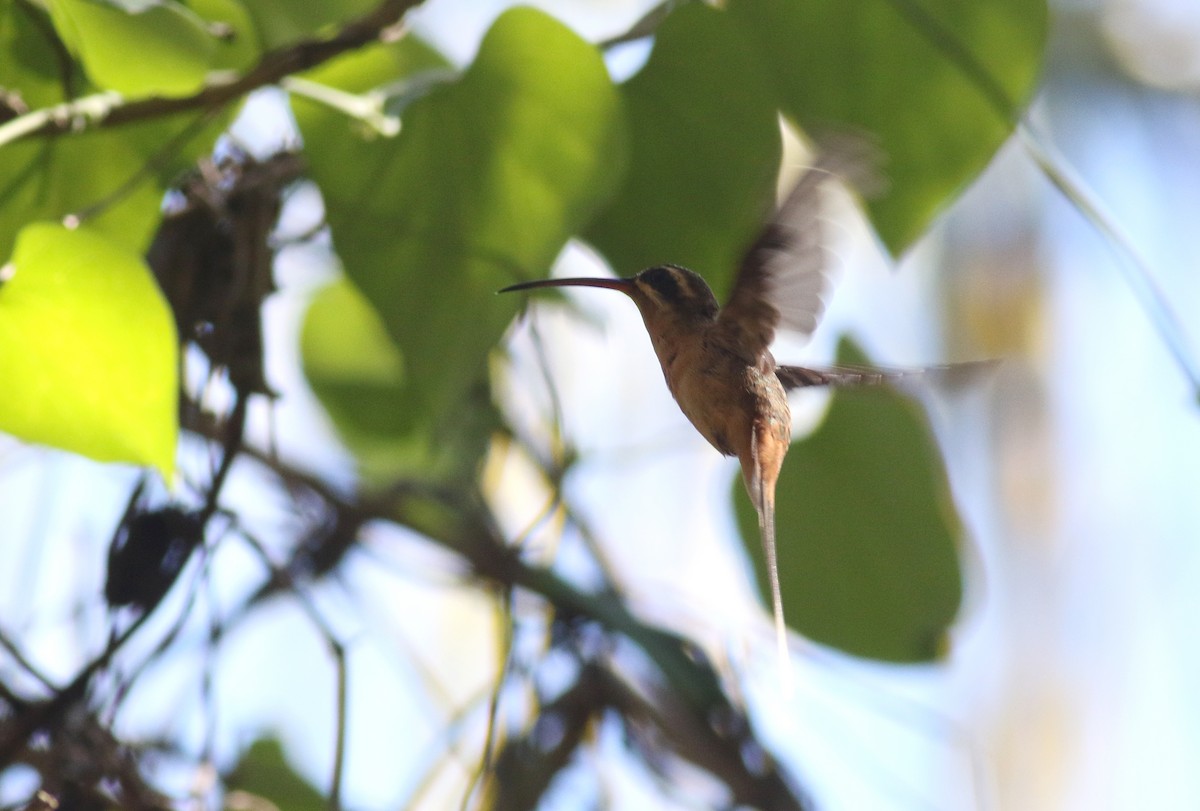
[717,154,848,357]
[776,360,998,392]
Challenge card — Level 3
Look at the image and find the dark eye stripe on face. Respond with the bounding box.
[640,266,684,302]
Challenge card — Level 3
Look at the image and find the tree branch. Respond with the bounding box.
[181,426,812,809]
[0,0,423,148]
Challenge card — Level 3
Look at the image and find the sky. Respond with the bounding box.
[3,1,1200,810]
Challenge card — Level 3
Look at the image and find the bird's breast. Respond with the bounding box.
[648,327,788,460]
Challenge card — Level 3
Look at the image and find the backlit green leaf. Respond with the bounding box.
[301,278,496,485]
[295,8,627,423]
[227,738,325,811]
[0,1,74,109]
[586,2,780,300]
[0,223,178,477]
[190,0,260,74]
[296,31,448,95]
[728,0,1047,254]
[734,338,963,663]
[48,0,217,98]
[0,131,166,261]
[240,0,379,50]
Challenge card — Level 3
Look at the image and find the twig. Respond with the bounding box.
[1020,123,1200,399]
[68,107,225,225]
[279,76,400,136]
[0,0,423,147]
[233,527,350,811]
[0,606,155,766]
[0,628,58,693]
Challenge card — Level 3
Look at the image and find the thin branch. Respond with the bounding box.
[0,606,156,766]
[279,76,400,136]
[1020,124,1200,399]
[460,586,515,811]
[0,628,58,693]
[68,106,224,225]
[0,0,423,148]
[880,0,1200,397]
[597,0,686,49]
[179,428,812,809]
[233,527,350,811]
[182,419,722,713]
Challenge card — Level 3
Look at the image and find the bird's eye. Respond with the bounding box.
[639,266,684,302]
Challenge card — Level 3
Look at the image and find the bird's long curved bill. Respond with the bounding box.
[499,277,635,294]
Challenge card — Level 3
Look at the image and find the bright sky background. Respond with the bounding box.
[3,1,1200,810]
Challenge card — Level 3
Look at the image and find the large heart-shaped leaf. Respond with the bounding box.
[0,223,178,477]
[294,8,627,425]
[735,339,963,663]
[728,0,1047,254]
[585,2,780,300]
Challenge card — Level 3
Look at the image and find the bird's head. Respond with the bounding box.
[499,264,719,330]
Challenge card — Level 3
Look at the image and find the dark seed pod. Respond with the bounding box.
[105,507,204,613]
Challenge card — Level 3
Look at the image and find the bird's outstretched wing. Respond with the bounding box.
[717,145,869,358]
[776,360,998,391]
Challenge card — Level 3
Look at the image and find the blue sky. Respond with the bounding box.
[3,2,1200,810]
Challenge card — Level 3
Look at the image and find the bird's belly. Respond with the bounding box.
[668,361,760,459]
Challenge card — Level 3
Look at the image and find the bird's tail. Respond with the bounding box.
[751,425,792,694]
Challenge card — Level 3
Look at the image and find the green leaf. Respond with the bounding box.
[295,8,627,421]
[0,4,238,257]
[734,338,963,663]
[296,32,449,95]
[0,1,76,110]
[239,0,379,50]
[0,223,178,477]
[728,0,1047,254]
[0,221,176,475]
[189,0,261,74]
[0,130,166,261]
[585,2,780,300]
[227,738,326,811]
[300,278,496,485]
[48,0,217,98]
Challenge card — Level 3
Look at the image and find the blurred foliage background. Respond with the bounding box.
[0,0,1198,809]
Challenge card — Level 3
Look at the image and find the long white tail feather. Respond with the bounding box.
[753,424,792,693]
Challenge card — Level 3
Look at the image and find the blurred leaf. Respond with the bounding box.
[0,131,165,260]
[240,0,379,50]
[301,278,497,485]
[0,3,238,255]
[586,2,779,300]
[728,0,1047,254]
[0,74,231,261]
[0,223,178,477]
[734,338,963,663]
[0,7,182,261]
[0,1,75,109]
[190,0,261,74]
[296,31,449,93]
[47,0,218,98]
[227,738,325,811]
[295,8,627,422]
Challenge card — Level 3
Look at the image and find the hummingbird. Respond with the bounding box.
[500,152,951,681]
